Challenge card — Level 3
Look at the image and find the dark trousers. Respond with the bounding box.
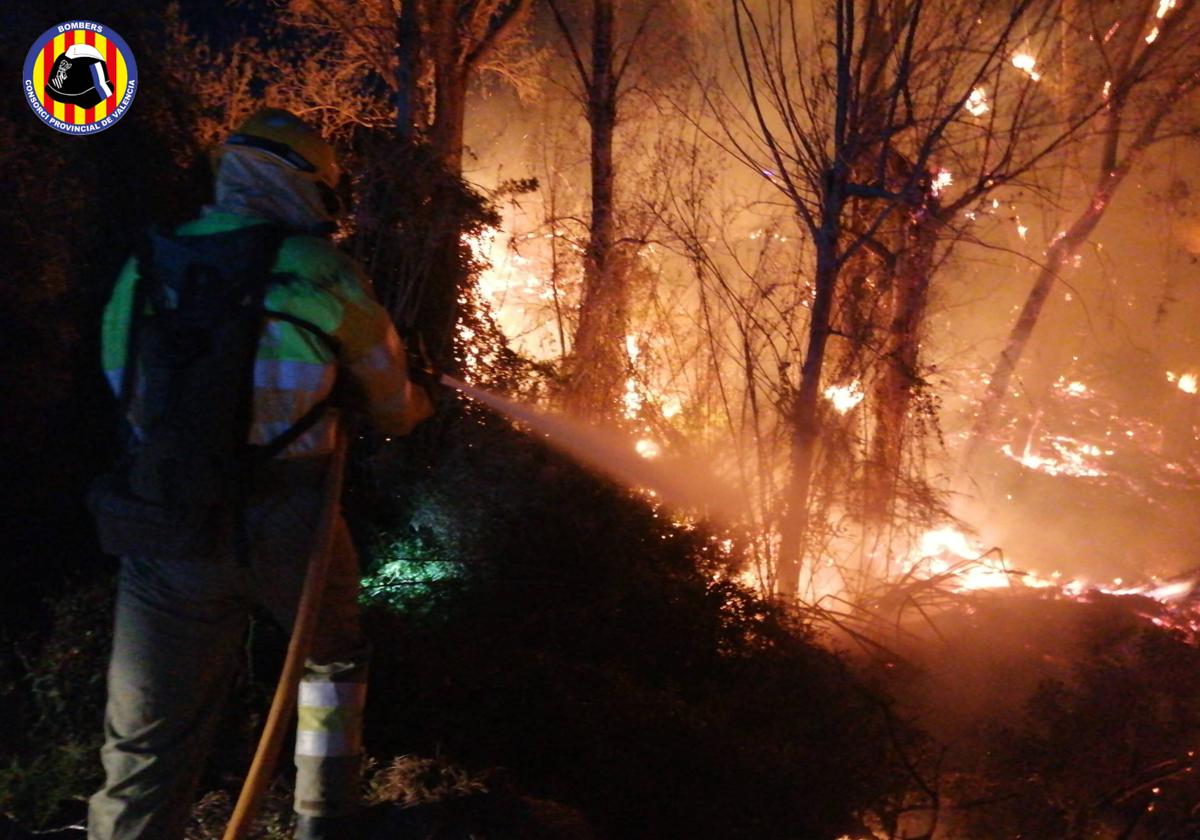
[88,466,368,839]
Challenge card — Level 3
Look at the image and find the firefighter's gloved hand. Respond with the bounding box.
[401,330,442,397]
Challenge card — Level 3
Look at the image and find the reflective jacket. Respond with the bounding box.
[101,211,432,456]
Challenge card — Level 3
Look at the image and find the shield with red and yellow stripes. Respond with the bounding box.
[23,20,138,135]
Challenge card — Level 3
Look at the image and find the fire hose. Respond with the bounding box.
[219,367,570,836]
[223,332,441,837]
[223,424,350,840]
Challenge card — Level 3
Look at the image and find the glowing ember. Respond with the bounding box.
[623,378,642,419]
[1143,0,1180,43]
[1174,372,1198,394]
[964,86,990,117]
[931,168,954,196]
[1000,435,1110,478]
[824,380,865,414]
[1054,377,1089,398]
[1011,52,1041,81]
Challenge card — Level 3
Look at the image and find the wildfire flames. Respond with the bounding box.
[1010,51,1042,81]
[465,207,1200,606]
[1000,435,1110,478]
[825,380,866,414]
[902,525,1200,636]
[964,86,990,116]
[1168,371,1198,394]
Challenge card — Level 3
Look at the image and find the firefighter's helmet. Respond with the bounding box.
[46,44,114,110]
[219,108,340,190]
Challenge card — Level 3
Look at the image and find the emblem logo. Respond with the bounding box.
[23,21,138,135]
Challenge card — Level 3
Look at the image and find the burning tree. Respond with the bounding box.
[967,0,1200,459]
[708,0,1114,598]
[546,0,694,416]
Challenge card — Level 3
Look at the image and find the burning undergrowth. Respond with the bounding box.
[966,363,1200,583]
[821,560,1200,839]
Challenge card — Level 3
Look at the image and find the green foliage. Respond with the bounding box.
[360,530,469,611]
[0,580,113,828]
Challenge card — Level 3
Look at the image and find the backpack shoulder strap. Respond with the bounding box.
[117,225,171,410]
[251,249,345,461]
[252,307,344,461]
[117,273,147,415]
[263,308,342,358]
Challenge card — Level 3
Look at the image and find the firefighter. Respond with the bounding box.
[88,109,433,839]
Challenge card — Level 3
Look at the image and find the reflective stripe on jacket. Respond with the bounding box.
[101,212,431,455]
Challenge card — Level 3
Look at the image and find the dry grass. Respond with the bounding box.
[186,782,295,840]
[180,756,596,840]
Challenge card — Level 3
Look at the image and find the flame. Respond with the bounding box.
[461,222,570,362]
[905,526,1199,617]
[1011,52,1042,81]
[965,87,990,117]
[919,526,977,561]
[824,380,865,414]
[902,527,1037,593]
[635,438,662,459]
[625,334,639,361]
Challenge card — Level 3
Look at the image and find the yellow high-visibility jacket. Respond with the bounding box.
[101,211,432,455]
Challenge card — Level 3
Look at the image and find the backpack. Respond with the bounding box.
[88,224,339,560]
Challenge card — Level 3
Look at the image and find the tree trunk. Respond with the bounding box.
[865,200,936,525]
[428,2,469,172]
[426,41,469,362]
[395,0,422,140]
[967,155,1142,461]
[564,0,627,417]
[776,241,839,599]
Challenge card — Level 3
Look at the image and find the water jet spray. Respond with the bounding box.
[439,374,745,522]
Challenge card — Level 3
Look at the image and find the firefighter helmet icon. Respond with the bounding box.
[46,44,114,110]
[22,20,138,135]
